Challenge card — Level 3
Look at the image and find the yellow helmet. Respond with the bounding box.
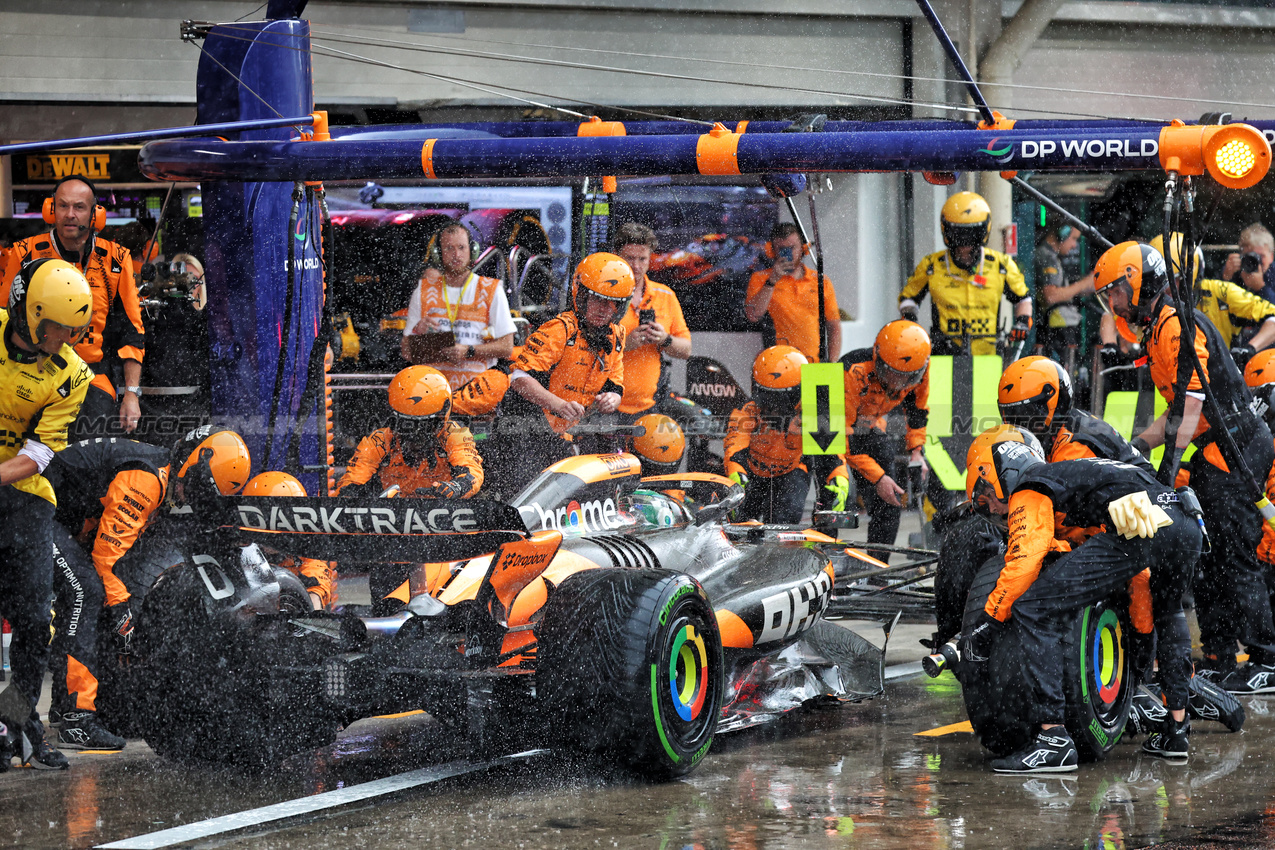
[243,471,307,497]
[1148,232,1204,286]
[172,426,252,496]
[941,192,991,250]
[9,258,92,349]
[632,413,685,475]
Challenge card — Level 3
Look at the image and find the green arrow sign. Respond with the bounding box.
[801,363,846,455]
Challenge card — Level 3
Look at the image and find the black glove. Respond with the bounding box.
[106,600,136,656]
[1130,436,1151,459]
[1129,630,1156,685]
[1099,342,1123,370]
[900,304,919,323]
[1232,344,1257,370]
[1008,315,1033,345]
[960,612,1003,663]
[416,478,468,499]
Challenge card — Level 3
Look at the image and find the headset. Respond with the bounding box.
[42,176,107,233]
[424,223,482,270]
[762,240,811,262]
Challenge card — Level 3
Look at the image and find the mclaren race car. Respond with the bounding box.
[118,453,885,777]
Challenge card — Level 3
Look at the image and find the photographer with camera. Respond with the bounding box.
[745,221,841,362]
[137,254,209,435]
[1224,224,1275,304]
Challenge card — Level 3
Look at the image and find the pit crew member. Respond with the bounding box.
[0,258,93,770]
[1,177,145,437]
[840,320,947,561]
[402,223,515,389]
[724,345,848,524]
[1034,224,1092,366]
[46,429,251,750]
[336,365,482,500]
[964,426,1201,771]
[899,192,1032,356]
[241,471,336,610]
[744,222,841,362]
[1093,240,1275,691]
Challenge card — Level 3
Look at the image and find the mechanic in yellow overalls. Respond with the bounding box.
[899,192,1033,356]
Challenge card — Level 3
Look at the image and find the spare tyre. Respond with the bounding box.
[538,568,724,779]
[960,556,1133,761]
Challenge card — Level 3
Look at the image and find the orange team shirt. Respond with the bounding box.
[512,311,626,433]
[1261,441,1275,566]
[746,265,839,362]
[842,361,929,483]
[337,423,483,496]
[92,467,168,606]
[1,234,143,367]
[617,280,690,415]
[1145,306,1231,469]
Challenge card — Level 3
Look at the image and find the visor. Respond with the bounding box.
[753,385,800,413]
[999,399,1052,433]
[875,357,925,392]
[35,318,90,346]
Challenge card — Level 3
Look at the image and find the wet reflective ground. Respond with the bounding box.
[7,660,1275,850]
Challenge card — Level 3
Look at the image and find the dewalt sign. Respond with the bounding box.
[12,147,144,186]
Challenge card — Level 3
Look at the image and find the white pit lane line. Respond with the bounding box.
[95,749,548,850]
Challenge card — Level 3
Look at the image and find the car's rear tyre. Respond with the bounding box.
[960,558,1132,761]
[140,563,339,768]
[538,568,724,779]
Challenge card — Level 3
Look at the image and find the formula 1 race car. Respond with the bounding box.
[118,454,885,777]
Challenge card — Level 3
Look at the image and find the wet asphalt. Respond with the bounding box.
[5,614,1275,850]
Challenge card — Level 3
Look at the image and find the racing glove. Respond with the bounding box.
[1107,491,1172,539]
[961,612,1003,664]
[900,302,920,323]
[728,470,748,491]
[1130,436,1151,460]
[1099,342,1124,371]
[106,600,136,657]
[1232,344,1257,371]
[416,478,469,499]
[823,475,850,512]
[1008,315,1033,345]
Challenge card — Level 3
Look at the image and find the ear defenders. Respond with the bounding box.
[425,224,482,270]
[43,176,106,233]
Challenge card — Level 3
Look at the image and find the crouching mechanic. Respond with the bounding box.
[45,428,251,750]
[964,426,1202,772]
[1094,241,1275,690]
[242,472,336,610]
[0,258,93,770]
[337,365,482,500]
[724,345,849,524]
[499,252,631,494]
[840,320,947,561]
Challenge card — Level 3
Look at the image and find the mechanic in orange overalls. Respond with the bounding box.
[496,252,631,494]
[242,471,336,611]
[337,365,483,500]
[962,426,1200,771]
[45,428,251,751]
[1,177,145,438]
[724,345,848,524]
[840,320,946,559]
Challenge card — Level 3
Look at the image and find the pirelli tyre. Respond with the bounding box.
[960,557,1133,761]
[537,568,724,779]
[139,560,339,768]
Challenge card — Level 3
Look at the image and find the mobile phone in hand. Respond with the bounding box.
[639,308,656,325]
[777,246,795,262]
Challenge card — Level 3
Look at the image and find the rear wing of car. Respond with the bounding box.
[212,496,528,562]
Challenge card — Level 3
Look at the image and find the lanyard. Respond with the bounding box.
[441,273,476,325]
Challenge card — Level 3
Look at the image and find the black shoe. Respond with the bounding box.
[1221,662,1275,694]
[990,728,1078,774]
[1128,685,1168,737]
[21,717,68,770]
[57,711,125,751]
[1189,675,1246,732]
[1142,717,1190,759]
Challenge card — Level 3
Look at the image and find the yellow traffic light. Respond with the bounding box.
[1160,121,1272,189]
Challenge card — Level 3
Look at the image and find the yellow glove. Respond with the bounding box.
[1108,491,1173,539]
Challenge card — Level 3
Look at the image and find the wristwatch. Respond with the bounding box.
[123,385,142,396]
[660,335,673,349]
[465,345,476,360]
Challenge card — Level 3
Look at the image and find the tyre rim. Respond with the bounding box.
[1090,608,1124,710]
[652,606,719,762]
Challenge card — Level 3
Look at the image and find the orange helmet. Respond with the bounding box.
[172,426,252,496]
[752,345,807,412]
[998,356,1072,438]
[965,424,1045,508]
[874,320,930,390]
[1093,241,1169,338]
[243,471,307,498]
[632,413,685,475]
[1246,349,1275,388]
[388,365,452,443]
[572,252,635,325]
